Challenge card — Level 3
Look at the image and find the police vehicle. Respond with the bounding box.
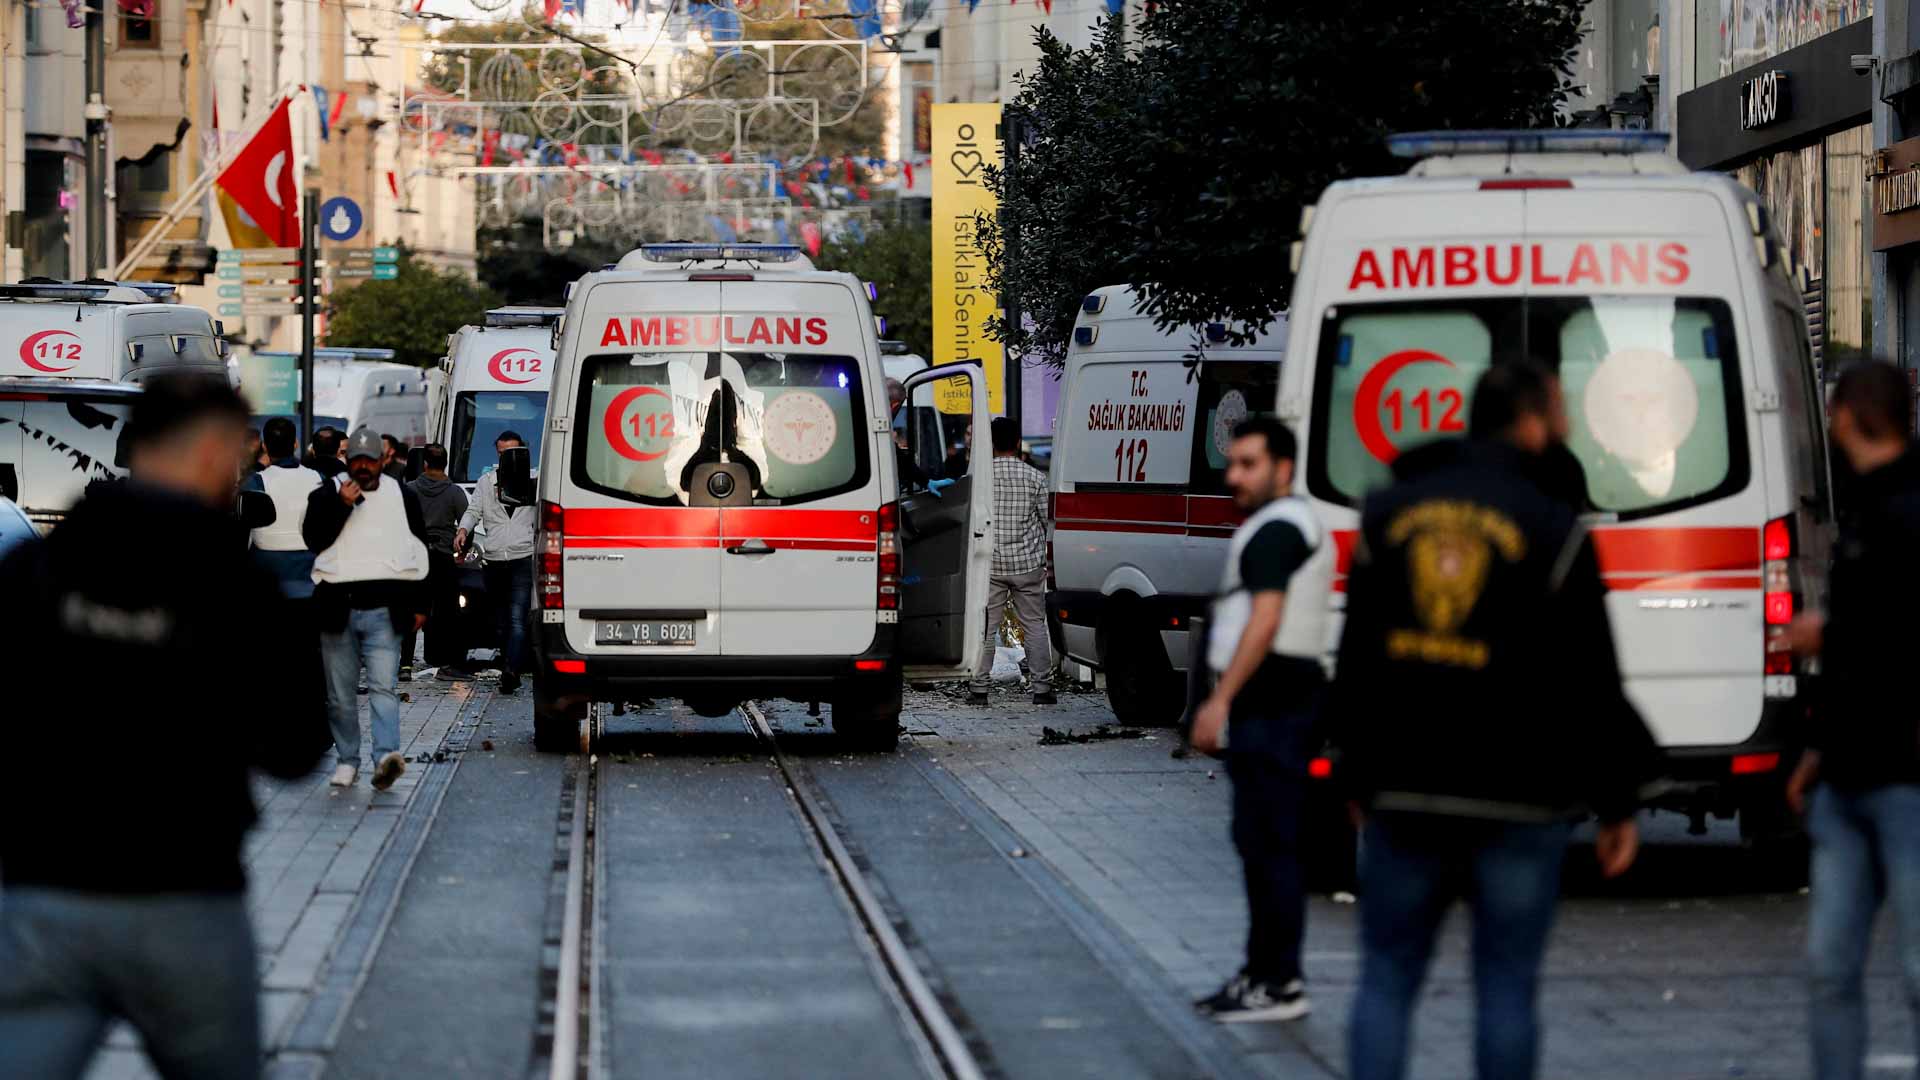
[1285,130,1832,840]
[533,243,994,752]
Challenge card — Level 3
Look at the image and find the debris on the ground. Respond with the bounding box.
[1039,725,1146,746]
[1009,847,1028,858]
[905,729,938,737]
[481,739,494,752]
[1332,891,1356,905]
[398,692,411,703]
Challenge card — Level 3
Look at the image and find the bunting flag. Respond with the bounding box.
[799,220,823,257]
[544,0,561,19]
[313,85,331,141]
[480,129,499,165]
[329,91,349,132]
[843,157,855,185]
[386,171,399,199]
[215,96,298,247]
[433,130,453,154]
[1106,0,1124,11]
[964,0,979,10]
[903,161,914,188]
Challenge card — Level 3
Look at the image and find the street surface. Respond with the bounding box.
[77,659,1914,1080]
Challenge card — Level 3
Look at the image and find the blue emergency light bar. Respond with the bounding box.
[637,243,805,263]
[1387,130,1672,158]
[0,281,150,303]
[116,281,178,301]
[485,307,563,328]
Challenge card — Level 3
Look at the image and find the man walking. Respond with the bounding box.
[0,375,329,1078]
[1190,416,1332,1023]
[409,443,471,682]
[307,427,346,479]
[306,426,432,790]
[969,417,1054,706]
[380,433,407,481]
[1789,361,1920,1080]
[246,416,326,708]
[457,429,536,694]
[1330,362,1654,1080]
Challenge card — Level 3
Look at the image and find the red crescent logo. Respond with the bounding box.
[487,347,540,385]
[604,386,671,462]
[1352,349,1454,464]
[19,330,80,373]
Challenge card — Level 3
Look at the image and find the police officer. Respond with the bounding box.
[1190,416,1332,1023]
[1329,360,1655,1080]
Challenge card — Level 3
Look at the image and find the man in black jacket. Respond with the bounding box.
[0,375,331,1078]
[1787,361,1920,1080]
[306,426,432,791]
[1329,361,1655,1080]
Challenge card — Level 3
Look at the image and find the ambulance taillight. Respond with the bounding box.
[877,502,900,622]
[540,501,565,611]
[1763,516,1795,674]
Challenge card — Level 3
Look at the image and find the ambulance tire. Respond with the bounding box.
[532,676,581,754]
[833,677,903,752]
[1103,623,1183,728]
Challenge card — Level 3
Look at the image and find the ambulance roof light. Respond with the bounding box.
[1387,130,1671,159]
[0,281,152,304]
[484,306,563,328]
[635,243,805,264]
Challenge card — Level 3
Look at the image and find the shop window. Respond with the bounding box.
[23,151,73,281]
[120,0,158,49]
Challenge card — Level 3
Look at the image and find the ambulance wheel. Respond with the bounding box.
[833,677,902,752]
[533,676,583,754]
[1104,624,1182,727]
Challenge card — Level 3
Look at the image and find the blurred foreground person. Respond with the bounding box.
[1789,361,1920,1080]
[1190,416,1332,1023]
[0,374,330,1079]
[1330,361,1655,1080]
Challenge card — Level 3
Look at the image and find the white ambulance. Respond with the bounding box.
[428,306,561,492]
[0,376,142,532]
[533,243,995,752]
[1048,289,1287,725]
[310,356,429,447]
[1285,130,1831,839]
[0,280,229,383]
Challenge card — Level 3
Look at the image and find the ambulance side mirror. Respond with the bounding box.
[236,489,277,530]
[404,446,426,483]
[497,445,533,506]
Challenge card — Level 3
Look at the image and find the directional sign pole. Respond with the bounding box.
[301,188,318,446]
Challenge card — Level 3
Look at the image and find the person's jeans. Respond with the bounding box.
[0,887,259,1079]
[1226,747,1307,984]
[1807,783,1920,1080]
[320,607,402,770]
[1349,813,1571,1080]
[423,550,466,669]
[484,556,532,675]
[970,567,1051,694]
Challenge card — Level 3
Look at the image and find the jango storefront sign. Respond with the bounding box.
[1740,71,1788,131]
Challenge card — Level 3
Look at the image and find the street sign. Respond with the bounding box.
[219,283,302,299]
[319,197,364,242]
[219,302,302,316]
[328,264,398,280]
[216,247,302,263]
[324,246,400,265]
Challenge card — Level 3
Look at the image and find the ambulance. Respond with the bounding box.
[0,376,142,532]
[0,280,229,383]
[532,243,994,752]
[310,357,429,447]
[427,306,560,492]
[1048,290,1287,725]
[1284,130,1831,840]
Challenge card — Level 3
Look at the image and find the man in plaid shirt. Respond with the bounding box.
[971,417,1056,705]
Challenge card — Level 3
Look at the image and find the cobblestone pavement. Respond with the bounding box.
[907,669,1916,1080]
[84,673,493,1080]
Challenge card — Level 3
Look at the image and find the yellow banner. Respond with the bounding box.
[931,103,1003,415]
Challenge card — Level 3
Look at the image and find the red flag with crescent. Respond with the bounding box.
[214,97,297,247]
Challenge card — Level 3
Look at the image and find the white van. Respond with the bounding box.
[428,306,560,492]
[311,358,429,446]
[533,243,994,752]
[1285,130,1832,838]
[0,376,141,532]
[1048,287,1287,725]
[0,280,229,383]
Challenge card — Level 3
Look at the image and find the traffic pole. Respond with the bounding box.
[300,188,317,444]
[83,3,107,276]
[1000,108,1024,434]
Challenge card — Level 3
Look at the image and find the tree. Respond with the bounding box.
[977,0,1589,365]
[326,252,501,369]
[814,224,932,358]
[476,220,626,305]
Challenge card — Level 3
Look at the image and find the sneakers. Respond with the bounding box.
[499,671,523,695]
[371,752,407,792]
[967,691,989,707]
[1195,974,1309,1023]
[436,666,475,683]
[398,665,413,683]
[1033,691,1058,705]
[329,763,358,788]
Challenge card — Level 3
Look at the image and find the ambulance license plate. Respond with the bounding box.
[595,620,698,646]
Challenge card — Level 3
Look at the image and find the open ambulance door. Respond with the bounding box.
[898,362,994,680]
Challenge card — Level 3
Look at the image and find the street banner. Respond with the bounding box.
[931,103,1003,415]
[238,350,300,414]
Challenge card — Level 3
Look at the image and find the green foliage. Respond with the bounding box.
[977,0,1589,365]
[475,221,625,306]
[815,225,933,358]
[325,251,501,369]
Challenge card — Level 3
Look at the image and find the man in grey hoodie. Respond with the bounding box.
[407,444,470,681]
[456,430,537,694]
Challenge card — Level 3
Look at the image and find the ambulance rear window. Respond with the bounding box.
[573,351,869,506]
[1307,296,1749,519]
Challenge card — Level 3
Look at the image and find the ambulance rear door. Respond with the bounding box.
[559,281,727,657]
[897,361,993,680]
[715,281,894,658]
[0,304,115,379]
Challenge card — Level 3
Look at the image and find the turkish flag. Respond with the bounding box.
[215,97,297,247]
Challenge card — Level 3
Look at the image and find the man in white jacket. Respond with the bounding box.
[456,430,537,694]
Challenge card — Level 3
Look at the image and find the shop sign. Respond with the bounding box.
[1869,136,1920,251]
[1740,70,1788,130]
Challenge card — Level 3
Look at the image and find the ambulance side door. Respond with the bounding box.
[899,363,994,679]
